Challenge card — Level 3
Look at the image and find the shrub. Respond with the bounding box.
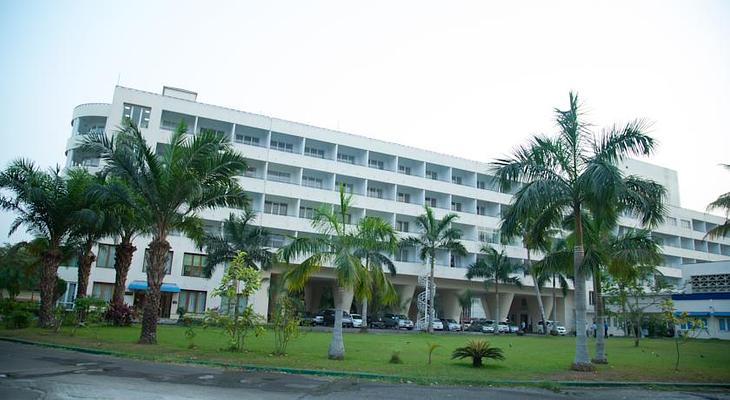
[389,351,403,364]
[5,309,32,329]
[451,340,505,367]
[272,295,301,356]
[104,303,136,326]
[426,342,441,365]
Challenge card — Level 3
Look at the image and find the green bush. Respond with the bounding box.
[451,340,505,367]
[389,351,403,364]
[5,310,32,329]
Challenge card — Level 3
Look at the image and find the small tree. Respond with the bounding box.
[661,299,703,371]
[451,340,505,367]
[206,251,265,351]
[271,294,301,356]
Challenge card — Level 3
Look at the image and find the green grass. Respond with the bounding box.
[2,325,729,385]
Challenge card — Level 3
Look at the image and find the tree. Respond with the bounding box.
[456,289,474,323]
[197,206,276,277]
[706,164,729,239]
[84,120,248,344]
[466,246,522,323]
[491,92,665,370]
[0,242,39,300]
[0,161,88,327]
[353,216,398,332]
[279,187,364,359]
[660,299,704,371]
[402,206,466,333]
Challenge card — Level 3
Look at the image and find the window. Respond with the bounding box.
[305,147,325,158]
[143,250,173,274]
[341,213,352,224]
[477,205,486,216]
[426,170,438,180]
[299,206,316,219]
[666,217,677,226]
[720,318,729,331]
[369,159,384,170]
[450,254,462,268]
[182,253,207,277]
[337,153,355,164]
[680,219,691,229]
[452,176,462,185]
[589,290,595,306]
[59,282,77,309]
[336,182,354,193]
[478,229,498,244]
[96,244,116,269]
[451,202,462,212]
[199,127,224,136]
[239,135,261,146]
[268,234,286,248]
[302,176,323,189]
[270,140,294,153]
[477,181,486,189]
[395,248,409,262]
[396,220,409,232]
[122,103,151,128]
[268,170,291,183]
[397,192,411,203]
[425,197,437,207]
[244,166,257,177]
[398,165,411,175]
[264,201,288,216]
[92,282,114,302]
[367,187,383,199]
[178,290,207,314]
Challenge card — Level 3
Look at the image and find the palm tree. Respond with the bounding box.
[706,164,729,239]
[353,216,398,332]
[533,237,572,332]
[456,289,474,323]
[198,206,276,277]
[0,161,88,327]
[402,206,467,333]
[84,120,248,344]
[491,92,665,370]
[466,246,522,323]
[279,187,363,359]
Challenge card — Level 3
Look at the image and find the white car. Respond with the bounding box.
[537,320,567,335]
[432,319,444,330]
[481,320,496,333]
[444,319,462,331]
[351,314,363,328]
[497,322,510,333]
[396,315,414,330]
[555,325,567,335]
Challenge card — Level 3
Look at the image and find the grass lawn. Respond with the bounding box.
[2,324,729,385]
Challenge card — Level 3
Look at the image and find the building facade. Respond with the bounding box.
[58,85,730,333]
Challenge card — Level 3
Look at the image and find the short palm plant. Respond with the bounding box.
[451,340,505,367]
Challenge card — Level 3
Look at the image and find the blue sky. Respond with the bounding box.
[0,0,728,241]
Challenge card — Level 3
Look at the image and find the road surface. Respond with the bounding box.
[0,340,728,399]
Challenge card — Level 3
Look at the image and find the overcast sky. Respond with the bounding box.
[0,0,728,241]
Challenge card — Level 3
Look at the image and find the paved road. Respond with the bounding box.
[1,341,728,400]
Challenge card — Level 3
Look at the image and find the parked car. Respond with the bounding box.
[508,324,519,333]
[554,325,567,335]
[497,322,510,333]
[351,313,363,328]
[432,319,444,331]
[368,313,399,329]
[465,319,489,332]
[396,314,414,330]
[444,319,462,331]
[321,309,354,328]
[481,319,496,334]
[537,320,567,335]
[314,312,324,326]
[299,312,317,326]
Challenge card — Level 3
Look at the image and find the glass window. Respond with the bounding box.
[398,165,411,175]
[477,181,486,189]
[425,197,437,207]
[426,170,438,180]
[182,253,207,277]
[397,192,411,203]
[451,202,462,212]
[244,166,257,177]
[59,282,77,309]
[720,318,729,331]
[367,187,383,199]
[302,176,323,189]
[452,176,462,185]
[92,282,114,302]
[304,147,325,158]
[270,140,293,153]
[336,182,354,193]
[264,201,288,216]
[96,244,116,269]
[396,220,409,232]
[122,103,151,128]
[143,250,173,275]
[268,170,291,183]
[369,159,384,170]
[178,290,207,314]
[299,206,316,219]
[337,153,355,164]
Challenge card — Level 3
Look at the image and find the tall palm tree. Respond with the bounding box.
[0,161,88,327]
[279,187,363,359]
[706,164,729,239]
[533,237,573,332]
[466,246,522,323]
[198,206,276,277]
[491,92,665,370]
[353,216,398,332]
[84,120,248,344]
[402,206,467,333]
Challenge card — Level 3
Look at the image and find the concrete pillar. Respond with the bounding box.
[304,284,314,313]
[481,295,492,319]
[563,294,574,333]
[251,275,271,320]
[397,284,416,314]
[309,284,323,312]
[440,290,461,320]
[541,295,554,322]
[498,292,515,323]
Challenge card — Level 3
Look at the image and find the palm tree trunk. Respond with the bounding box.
[527,249,548,335]
[552,274,557,325]
[112,238,136,307]
[495,280,500,325]
[328,286,346,360]
[360,299,368,332]
[592,268,607,363]
[428,256,435,333]
[38,248,62,328]
[572,206,593,371]
[76,240,96,300]
[139,238,170,344]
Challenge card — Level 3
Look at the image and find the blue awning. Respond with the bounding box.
[713,312,730,317]
[128,280,180,293]
[674,311,710,317]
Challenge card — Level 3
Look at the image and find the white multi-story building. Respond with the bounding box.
[58,85,730,333]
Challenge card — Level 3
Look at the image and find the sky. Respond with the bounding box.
[0,0,728,241]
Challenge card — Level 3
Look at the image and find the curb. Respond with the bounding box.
[2,336,729,389]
